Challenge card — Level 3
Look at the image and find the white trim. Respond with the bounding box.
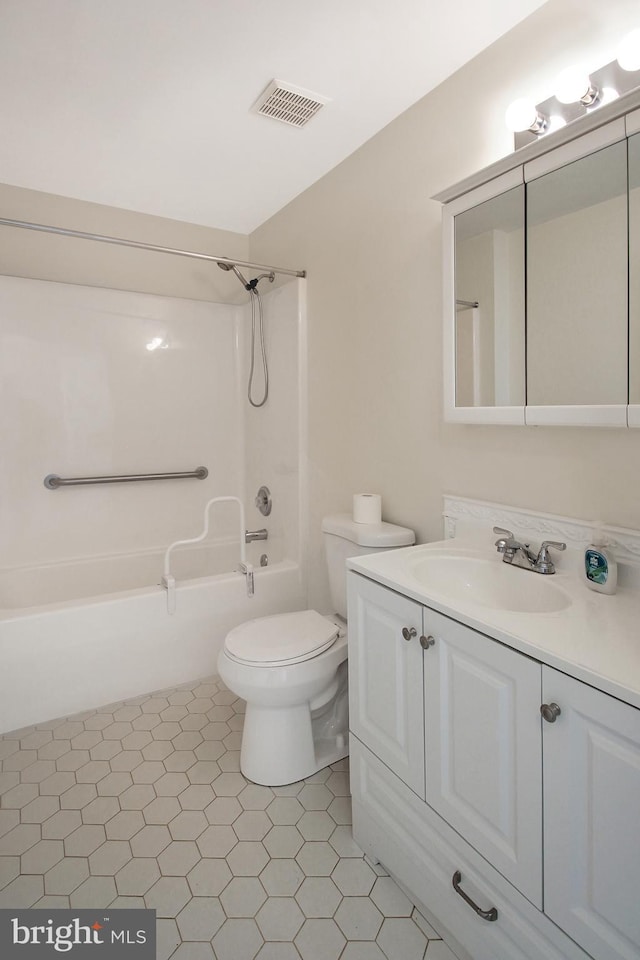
[524,119,626,182]
[626,109,640,136]
[446,404,525,425]
[446,167,523,215]
[628,404,640,428]
[525,404,627,427]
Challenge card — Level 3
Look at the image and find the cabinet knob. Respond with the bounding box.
[540,702,561,723]
[420,635,435,650]
[401,626,417,641]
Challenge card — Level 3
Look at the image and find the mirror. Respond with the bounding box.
[629,133,640,405]
[454,186,525,407]
[526,141,628,407]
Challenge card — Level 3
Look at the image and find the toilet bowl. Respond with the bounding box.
[218,513,415,786]
[217,609,348,786]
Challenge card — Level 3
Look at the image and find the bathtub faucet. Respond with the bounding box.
[245,529,268,543]
[238,561,254,597]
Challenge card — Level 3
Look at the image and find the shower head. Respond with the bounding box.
[217,261,251,290]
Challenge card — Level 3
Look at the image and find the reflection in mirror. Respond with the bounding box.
[629,133,640,405]
[527,141,627,407]
[454,186,524,407]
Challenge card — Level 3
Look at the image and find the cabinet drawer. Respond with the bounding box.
[351,735,588,960]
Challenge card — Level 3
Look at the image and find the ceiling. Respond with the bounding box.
[0,0,548,234]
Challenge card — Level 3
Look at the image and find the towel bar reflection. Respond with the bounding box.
[44,467,208,489]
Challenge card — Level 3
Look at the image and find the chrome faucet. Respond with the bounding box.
[245,528,268,543]
[493,527,566,575]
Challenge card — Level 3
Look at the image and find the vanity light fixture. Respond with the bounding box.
[617,29,640,72]
[554,65,600,106]
[505,98,547,135]
[506,26,640,150]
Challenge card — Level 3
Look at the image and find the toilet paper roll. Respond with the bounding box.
[353,493,382,524]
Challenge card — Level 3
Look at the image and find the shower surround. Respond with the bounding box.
[0,274,307,733]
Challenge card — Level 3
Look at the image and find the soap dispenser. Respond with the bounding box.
[584,524,617,595]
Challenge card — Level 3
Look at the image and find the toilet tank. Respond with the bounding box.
[321,513,415,619]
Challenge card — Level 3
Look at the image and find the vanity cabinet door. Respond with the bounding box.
[543,668,640,960]
[347,573,425,798]
[424,607,543,908]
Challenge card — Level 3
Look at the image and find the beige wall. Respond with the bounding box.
[249,0,640,611]
[0,182,249,302]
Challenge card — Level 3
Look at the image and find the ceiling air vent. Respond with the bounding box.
[253,79,329,128]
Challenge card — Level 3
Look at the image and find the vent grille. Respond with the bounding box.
[253,80,329,128]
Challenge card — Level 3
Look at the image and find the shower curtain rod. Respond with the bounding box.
[0,216,306,279]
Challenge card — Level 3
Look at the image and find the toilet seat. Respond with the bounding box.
[224,609,339,667]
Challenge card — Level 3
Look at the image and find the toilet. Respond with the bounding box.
[217,513,415,786]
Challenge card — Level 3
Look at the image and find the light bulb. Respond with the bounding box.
[547,115,567,134]
[505,98,540,133]
[617,29,640,72]
[600,86,619,105]
[555,65,593,104]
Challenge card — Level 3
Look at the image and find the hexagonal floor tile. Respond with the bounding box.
[295,876,342,918]
[376,917,429,960]
[212,918,263,960]
[295,918,346,960]
[176,896,225,941]
[220,876,267,918]
[335,897,383,940]
[256,896,305,940]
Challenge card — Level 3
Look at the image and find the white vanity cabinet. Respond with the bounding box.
[542,668,640,960]
[348,569,640,960]
[423,605,542,908]
[347,572,425,797]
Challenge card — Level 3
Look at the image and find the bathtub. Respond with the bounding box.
[0,539,306,734]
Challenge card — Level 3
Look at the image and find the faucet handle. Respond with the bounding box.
[539,540,567,558]
[535,540,566,574]
[493,527,514,554]
[493,527,514,538]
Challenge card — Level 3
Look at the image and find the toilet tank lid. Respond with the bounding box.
[322,513,415,547]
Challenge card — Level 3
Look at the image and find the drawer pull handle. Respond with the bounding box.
[420,635,435,649]
[452,870,498,922]
[401,626,417,641]
[540,702,561,723]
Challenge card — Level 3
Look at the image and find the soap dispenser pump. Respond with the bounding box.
[584,523,617,595]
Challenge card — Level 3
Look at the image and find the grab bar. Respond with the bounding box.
[161,495,252,614]
[44,467,208,489]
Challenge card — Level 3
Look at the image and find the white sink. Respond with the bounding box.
[409,555,572,614]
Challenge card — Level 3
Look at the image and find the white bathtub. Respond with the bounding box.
[0,539,306,734]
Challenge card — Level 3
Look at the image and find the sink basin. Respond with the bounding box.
[410,555,571,613]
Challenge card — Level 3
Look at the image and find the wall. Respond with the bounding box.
[241,279,304,569]
[0,193,303,578]
[0,275,243,567]
[249,0,640,611]
[0,182,249,302]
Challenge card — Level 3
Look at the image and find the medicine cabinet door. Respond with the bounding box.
[525,129,628,426]
[628,125,640,427]
[443,169,525,424]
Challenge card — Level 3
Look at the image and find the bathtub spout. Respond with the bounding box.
[238,562,254,598]
[245,528,268,543]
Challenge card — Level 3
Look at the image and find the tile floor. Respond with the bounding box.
[0,675,458,960]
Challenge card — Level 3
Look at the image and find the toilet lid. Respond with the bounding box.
[224,609,339,666]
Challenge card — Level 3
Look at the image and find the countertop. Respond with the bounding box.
[347,538,640,710]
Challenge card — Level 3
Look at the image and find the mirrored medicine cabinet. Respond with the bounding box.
[437,98,640,427]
